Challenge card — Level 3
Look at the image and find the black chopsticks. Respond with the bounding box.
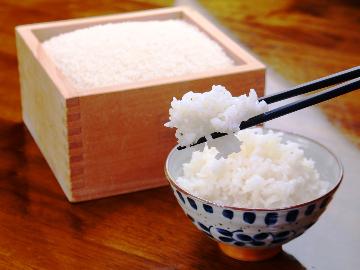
[177,66,360,150]
[258,65,360,104]
[240,67,360,130]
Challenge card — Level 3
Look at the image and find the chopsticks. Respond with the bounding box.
[258,65,360,104]
[240,66,360,130]
[177,66,360,150]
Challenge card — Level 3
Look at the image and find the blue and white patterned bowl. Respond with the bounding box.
[165,129,343,261]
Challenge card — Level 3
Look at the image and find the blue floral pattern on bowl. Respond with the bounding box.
[171,186,334,248]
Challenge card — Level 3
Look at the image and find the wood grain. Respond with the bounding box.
[0,0,358,269]
[16,6,265,201]
[16,27,72,199]
[199,0,360,146]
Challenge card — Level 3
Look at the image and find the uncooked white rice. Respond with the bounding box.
[165,85,268,145]
[176,128,329,209]
[42,20,234,90]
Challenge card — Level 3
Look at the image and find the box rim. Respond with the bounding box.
[16,6,265,99]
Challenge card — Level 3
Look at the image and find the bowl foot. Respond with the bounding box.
[218,243,282,261]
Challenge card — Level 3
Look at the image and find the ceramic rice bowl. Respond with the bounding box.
[165,129,343,261]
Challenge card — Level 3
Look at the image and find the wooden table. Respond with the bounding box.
[0,1,359,269]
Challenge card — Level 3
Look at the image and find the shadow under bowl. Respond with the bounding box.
[164,128,343,261]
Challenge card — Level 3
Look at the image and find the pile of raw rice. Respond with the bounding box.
[176,128,329,209]
[42,20,234,90]
[165,85,268,145]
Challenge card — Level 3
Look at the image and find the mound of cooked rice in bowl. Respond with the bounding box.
[176,128,329,209]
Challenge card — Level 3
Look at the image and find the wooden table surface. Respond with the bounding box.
[0,1,359,269]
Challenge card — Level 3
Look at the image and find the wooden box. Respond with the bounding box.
[15,6,265,202]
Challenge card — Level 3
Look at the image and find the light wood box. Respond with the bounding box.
[15,6,265,202]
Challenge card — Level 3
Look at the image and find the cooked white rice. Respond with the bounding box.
[176,128,329,209]
[165,85,268,145]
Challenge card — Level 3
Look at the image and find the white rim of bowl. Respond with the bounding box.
[164,127,344,212]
